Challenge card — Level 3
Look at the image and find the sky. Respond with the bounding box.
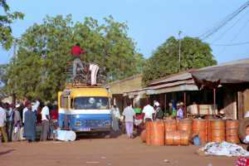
[0,0,249,64]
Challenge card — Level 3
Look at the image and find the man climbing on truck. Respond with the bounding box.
[71,43,86,79]
[70,43,100,86]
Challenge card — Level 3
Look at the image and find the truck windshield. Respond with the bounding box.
[73,97,109,110]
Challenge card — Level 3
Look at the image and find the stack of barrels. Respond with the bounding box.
[165,119,191,146]
[208,119,225,142]
[141,118,240,146]
[225,120,239,144]
[150,121,165,145]
[144,119,191,146]
[192,119,208,144]
[145,121,165,146]
[164,119,177,145]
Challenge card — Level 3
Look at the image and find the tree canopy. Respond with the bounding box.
[5,15,144,101]
[142,36,217,86]
[0,0,24,50]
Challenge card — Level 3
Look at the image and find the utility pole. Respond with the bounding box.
[12,38,18,105]
[178,31,182,72]
[12,38,18,59]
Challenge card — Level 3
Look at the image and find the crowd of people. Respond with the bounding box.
[1,96,185,142]
[112,99,185,139]
[0,99,58,143]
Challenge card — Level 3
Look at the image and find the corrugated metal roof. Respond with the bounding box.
[147,84,198,94]
[149,79,195,90]
[191,58,249,86]
[108,74,143,94]
[108,74,142,85]
[149,72,193,86]
[145,71,198,94]
[123,89,147,97]
[195,58,249,71]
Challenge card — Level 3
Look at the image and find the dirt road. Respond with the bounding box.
[0,135,238,166]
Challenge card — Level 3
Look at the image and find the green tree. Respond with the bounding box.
[6,15,144,101]
[0,0,24,50]
[142,36,217,85]
[73,16,144,81]
[6,15,75,100]
[0,64,8,86]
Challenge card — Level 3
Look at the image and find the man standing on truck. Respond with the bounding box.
[71,43,86,79]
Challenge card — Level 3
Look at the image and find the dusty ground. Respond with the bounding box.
[0,134,239,166]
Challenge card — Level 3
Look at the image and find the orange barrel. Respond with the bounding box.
[165,131,174,145]
[145,121,152,145]
[150,121,165,146]
[225,120,240,144]
[165,131,189,146]
[209,120,225,142]
[164,119,177,132]
[207,119,212,142]
[173,131,181,145]
[180,131,190,145]
[192,119,208,144]
[141,130,146,143]
[177,119,192,137]
[204,116,216,142]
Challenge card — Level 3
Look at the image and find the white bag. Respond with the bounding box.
[14,127,18,133]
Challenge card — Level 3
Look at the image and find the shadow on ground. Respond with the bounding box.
[0,149,15,156]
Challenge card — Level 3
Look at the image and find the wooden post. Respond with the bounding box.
[184,91,187,117]
[238,91,244,120]
[213,88,216,106]
[213,88,216,115]
[164,93,167,110]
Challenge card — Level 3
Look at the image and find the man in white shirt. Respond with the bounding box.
[111,105,121,131]
[142,101,155,122]
[21,102,30,141]
[32,99,40,114]
[12,104,21,142]
[40,101,50,141]
[0,102,8,142]
[122,101,135,138]
[22,105,29,124]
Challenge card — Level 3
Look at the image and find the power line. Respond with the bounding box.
[210,8,249,43]
[229,17,249,42]
[210,41,249,46]
[200,1,249,40]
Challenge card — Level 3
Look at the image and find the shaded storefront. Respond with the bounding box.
[191,59,249,119]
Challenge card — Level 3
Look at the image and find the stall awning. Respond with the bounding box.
[146,71,198,94]
[123,89,147,98]
[191,59,249,88]
[147,84,198,94]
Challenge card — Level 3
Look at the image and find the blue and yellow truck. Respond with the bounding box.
[58,84,112,135]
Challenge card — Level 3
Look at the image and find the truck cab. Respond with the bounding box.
[58,85,112,133]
